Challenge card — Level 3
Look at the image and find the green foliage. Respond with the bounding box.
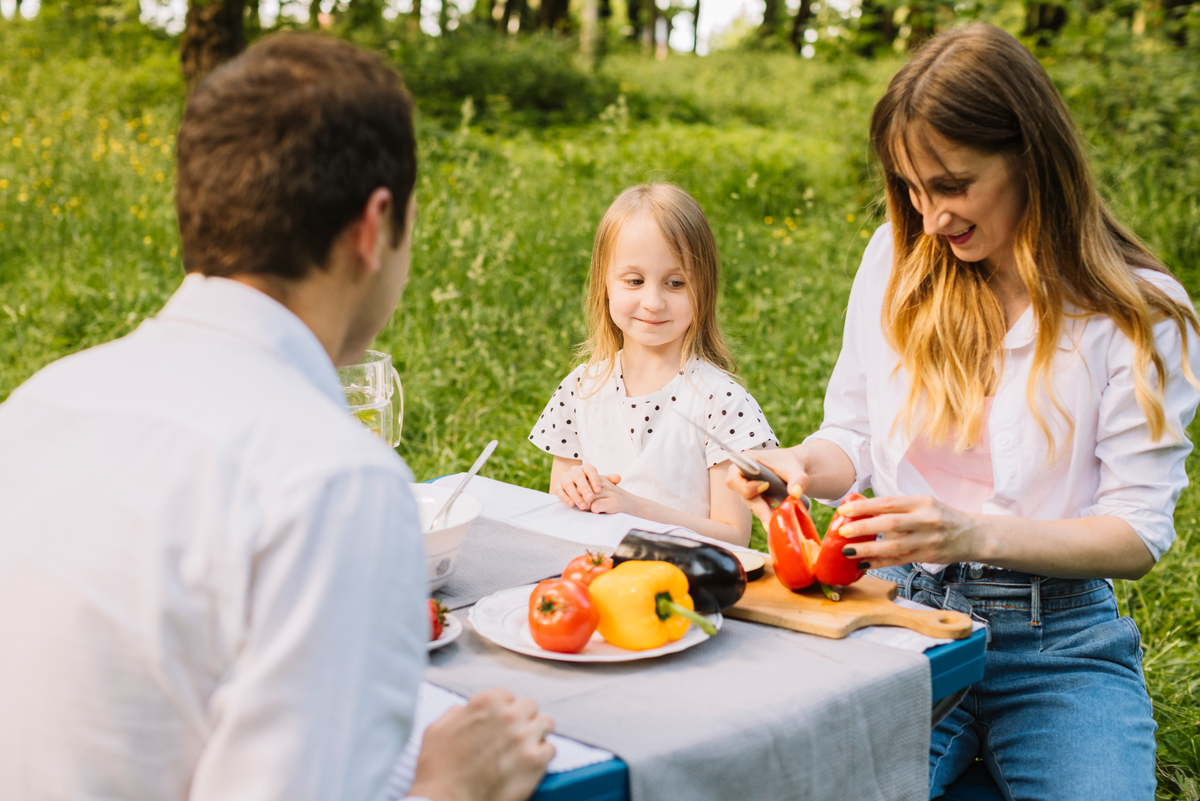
[381,27,622,127]
[1,16,1199,797]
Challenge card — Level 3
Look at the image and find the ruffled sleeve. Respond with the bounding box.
[698,368,780,468]
[528,366,586,460]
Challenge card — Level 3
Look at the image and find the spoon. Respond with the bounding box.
[429,439,498,532]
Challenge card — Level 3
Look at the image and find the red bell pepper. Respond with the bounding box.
[768,495,822,591]
[813,492,876,587]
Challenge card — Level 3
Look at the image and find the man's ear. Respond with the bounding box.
[353,187,394,276]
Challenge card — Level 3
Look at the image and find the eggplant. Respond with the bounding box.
[612,529,747,613]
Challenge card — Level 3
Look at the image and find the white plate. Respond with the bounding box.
[427,611,463,652]
[469,584,722,663]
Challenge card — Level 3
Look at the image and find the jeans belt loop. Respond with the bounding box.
[1030,576,1043,628]
[903,566,922,601]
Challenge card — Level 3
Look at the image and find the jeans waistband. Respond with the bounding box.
[896,564,1112,639]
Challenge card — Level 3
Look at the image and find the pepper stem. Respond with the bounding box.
[655,593,718,636]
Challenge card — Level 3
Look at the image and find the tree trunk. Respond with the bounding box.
[539,0,569,30]
[627,0,642,41]
[597,0,612,54]
[906,1,935,50]
[181,0,246,96]
[1022,1,1067,45]
[475,0,496,28]
[244,0,260,37]
[856,0,895,56]
[691,0,700,53]
[409,0,422,33]
[645,0,657,52]
[759,0,779,37]
[789,0,811,51]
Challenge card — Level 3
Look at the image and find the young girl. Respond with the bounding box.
[528,184,778,547]
[730,24,1200,799]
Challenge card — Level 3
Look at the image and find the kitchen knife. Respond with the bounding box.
[671,409,809,509]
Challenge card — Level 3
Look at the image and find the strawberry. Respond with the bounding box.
[428,597,449,641]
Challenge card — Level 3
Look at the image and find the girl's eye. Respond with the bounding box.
[667,280,686,288]
[624,278,643,286]
[936,183,967,195]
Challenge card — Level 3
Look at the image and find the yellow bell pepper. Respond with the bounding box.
[587,561,718,651]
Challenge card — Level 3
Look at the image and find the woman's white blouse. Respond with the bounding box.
[807,225,1200,562]
[530,355,779,518]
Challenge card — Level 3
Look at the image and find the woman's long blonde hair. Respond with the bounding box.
[578,184,735,394]
[869,23,1199,454]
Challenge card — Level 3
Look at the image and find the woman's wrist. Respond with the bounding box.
[966,513,999,564]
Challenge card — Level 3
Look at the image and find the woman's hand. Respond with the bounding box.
[834,494,983,568]
[724,446,813,526]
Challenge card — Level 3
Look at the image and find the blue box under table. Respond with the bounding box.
[529,627,989,801]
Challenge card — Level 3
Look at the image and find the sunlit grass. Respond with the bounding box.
[1,19,1197,798]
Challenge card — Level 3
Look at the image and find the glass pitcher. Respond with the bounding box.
[337,350,404,447]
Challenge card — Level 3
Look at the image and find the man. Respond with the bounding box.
[0,34,553,801]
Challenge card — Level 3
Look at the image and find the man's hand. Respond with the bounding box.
[409,688,555,801]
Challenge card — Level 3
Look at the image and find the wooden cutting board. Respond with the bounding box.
[725,562,973,640]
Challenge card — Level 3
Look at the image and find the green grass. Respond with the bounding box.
[1,18,1198,798]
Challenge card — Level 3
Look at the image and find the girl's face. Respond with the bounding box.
[606,216,694,354]
[896,126,1027,273]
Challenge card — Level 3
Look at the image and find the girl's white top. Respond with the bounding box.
[530,355,779,519]
[807,224,1200,564]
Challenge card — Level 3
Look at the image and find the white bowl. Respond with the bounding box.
[410,483,482,591]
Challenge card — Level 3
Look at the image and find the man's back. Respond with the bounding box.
[0,274,427,801]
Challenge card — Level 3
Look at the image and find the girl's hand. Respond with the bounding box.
[834,494,983,568]
[584,474,635,515]
[552,463,623,512]
[725,446,812,527]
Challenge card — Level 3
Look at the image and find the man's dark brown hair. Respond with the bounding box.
[176,33,417,280]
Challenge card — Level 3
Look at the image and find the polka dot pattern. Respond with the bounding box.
[528,357,780,468]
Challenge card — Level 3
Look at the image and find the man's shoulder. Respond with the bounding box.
[8,320,409,490]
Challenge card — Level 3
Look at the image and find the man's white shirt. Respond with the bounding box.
[0,273,428,800]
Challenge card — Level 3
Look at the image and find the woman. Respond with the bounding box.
[730,23,1200,800]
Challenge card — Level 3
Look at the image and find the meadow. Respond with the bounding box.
[1,16,1198,797]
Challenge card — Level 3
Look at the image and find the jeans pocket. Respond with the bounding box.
[1041,604,1143,678]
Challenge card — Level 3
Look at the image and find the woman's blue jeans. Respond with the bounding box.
[871,563,1157,801]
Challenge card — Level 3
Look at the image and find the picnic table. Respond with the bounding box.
[390,476,986,801]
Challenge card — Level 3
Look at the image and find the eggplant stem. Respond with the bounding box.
[656,593,718,636]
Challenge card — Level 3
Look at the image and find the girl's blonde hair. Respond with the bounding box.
[579,184,735,393]
[869,23,1199,454]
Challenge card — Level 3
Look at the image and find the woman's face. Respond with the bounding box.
[895,126,1027,273]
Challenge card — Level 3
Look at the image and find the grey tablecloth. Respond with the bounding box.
[433,517,606,611]
[429,615,931,801]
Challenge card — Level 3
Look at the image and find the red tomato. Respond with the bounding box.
[428,598,448,641]
[813,492,876,587]
[562,551,613,587]
[528,579,599,653]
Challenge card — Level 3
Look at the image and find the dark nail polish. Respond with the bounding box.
[842,547,857,557]
[857,561,870,570]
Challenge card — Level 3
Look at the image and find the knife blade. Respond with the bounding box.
[671,409,808,509]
